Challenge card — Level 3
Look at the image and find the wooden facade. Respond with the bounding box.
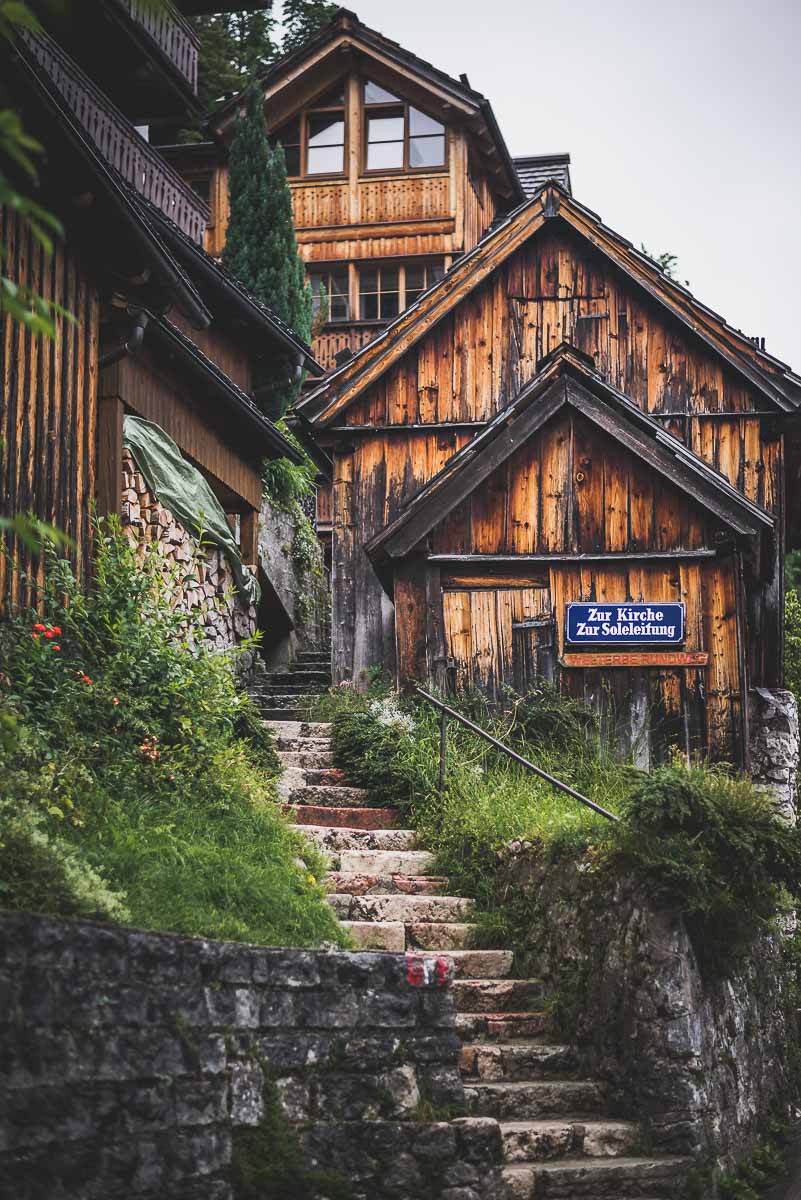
[297,185,801,766]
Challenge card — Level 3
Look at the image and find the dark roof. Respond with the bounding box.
[366,344,773,576]
[137,195,323,374]
[7,29,210,328]
[209,8,524,205]
[148,316,305,463]
[297,180,801,426]
[514,153,571,197]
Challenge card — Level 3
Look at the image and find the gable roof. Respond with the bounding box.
[515,153,571,197]
[297,182,801,428]
[209,8,524,206]
[366,344,773,575]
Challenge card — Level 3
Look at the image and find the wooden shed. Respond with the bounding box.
[296,183,801,766]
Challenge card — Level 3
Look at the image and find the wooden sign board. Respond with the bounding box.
[561,651,709,668]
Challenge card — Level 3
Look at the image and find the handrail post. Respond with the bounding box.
[438,708,447,795]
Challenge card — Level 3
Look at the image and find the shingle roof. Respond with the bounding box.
[514,153,572,198]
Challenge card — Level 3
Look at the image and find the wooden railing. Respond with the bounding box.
[21,28,208,244]
[119,0,199,94]
[312,322,387,372]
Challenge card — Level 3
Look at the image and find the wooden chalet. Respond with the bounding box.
[296,183,801,766]
[1,3,320,618]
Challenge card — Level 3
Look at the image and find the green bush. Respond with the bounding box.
[610,766,801,972]
[0,520,344,947]
[785,586,801,709]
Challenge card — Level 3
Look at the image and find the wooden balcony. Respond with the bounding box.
[21,28,208,244]
[115,0,199,96]
[312,322,388,373]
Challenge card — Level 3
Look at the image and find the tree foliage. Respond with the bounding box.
[281,0,337,53]
[189,10,277,127]
[222,87,311,418]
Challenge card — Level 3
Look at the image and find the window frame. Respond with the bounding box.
[273,86,347,181]
[362,83,448,176]
[356,259,446,322]
[308,267,351,323]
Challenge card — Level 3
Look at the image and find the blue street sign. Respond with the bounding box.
[565,602,685,646]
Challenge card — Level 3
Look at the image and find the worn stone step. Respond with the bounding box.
[259,707,314,721]
[338,848,433,875]
[326,893,475,923]
[465,1079,606,1121]
[500,1119,639,1163]
[263,670,331,686]
[406,922,477,950]
[289,784,372,808]
[324,873,448,895]
[264,720,332,738]
[256,694,315,709]
[498,1156,692,1198]
[254,684,326,697]
[291,826,418,859]
[423,950,513,979]
[456,1013,551,1043]
[275,736,331,753]
[340,921,405,951]
[277,750,334,769]
[460,1042,575,1081]
[303,767,351,786]
[451,978,545,1013]
[284,806,402,831]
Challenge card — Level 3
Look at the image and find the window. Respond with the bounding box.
[308,269,350,322]
[358,260,445,320]
[364,81,446,172]
[272,83,346,178]
[187,175,211,205]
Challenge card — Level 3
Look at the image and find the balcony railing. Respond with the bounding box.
[312,321,388,373]
[21,28,209,245]
[117,0,199,94]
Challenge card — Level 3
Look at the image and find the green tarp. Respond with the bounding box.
[123,415,260,605]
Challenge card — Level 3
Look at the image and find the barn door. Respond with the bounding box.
[442,584,553,698]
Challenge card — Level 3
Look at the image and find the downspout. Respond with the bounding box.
[99,309,150,370]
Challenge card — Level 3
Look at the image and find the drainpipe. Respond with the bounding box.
[99,309,150,369]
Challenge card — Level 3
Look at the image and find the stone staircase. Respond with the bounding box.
[249,645,331,721]
[269,713,693,1199]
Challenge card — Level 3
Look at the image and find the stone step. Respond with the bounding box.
[500,1119,639,1163]
[259,707,315,721]
[423,950,513,979]
[276,736,332,753]
[406,922,477,950]
[338,849,434,875]
[326,893,475,924]
[451,978,545,1014]
[324,873,449,895]
[262,670,331,686]
[341,921,405,951]
[460,1042,575,1081]
[284,805,402,831]
[498,1156,692,1198]
[303,767,350,785]
[264,720,332,738]
[254,683,327,697]
[277,750,334,769]
[289,784,372,808]
[465,1079,606,1121]
[456,1013,551,1043]
[291,826,418,859]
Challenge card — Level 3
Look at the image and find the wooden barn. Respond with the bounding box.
[296,183,801,766]
[1,9,319,619]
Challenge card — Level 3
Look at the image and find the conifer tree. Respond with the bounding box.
[223,88,312,419]
[281,1,337,54]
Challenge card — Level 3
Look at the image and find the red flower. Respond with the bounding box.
[31,633,40,640]
[51,645,61,652]
[52,626,62,635]
[81,675,92,685]
[112,697,119,706]
[33,623,46,632]
[43,630,54,639]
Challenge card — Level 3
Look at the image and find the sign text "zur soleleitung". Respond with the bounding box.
[565,602,685,646]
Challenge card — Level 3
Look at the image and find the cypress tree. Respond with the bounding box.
[222,88,312,419]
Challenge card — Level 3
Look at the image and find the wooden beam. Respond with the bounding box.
[430,550,719,564]
[96,394,124,519]
[239,508,258,567]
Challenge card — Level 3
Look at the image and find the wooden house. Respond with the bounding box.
[295,183,801,766]
[1,4,319,625]
[163,7,571,373]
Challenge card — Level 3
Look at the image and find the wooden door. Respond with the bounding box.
[442,585,552,698]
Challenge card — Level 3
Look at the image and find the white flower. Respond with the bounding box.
[369,697,415,734]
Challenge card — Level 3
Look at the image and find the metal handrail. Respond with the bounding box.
[414,687,619,823]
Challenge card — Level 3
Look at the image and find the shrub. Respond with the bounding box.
[0,520,344,948]
[785,587,801,709]
[610,766,801,972]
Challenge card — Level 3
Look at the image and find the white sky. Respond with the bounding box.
[312,0,801,370]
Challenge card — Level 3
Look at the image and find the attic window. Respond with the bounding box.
[364,81,446,172]
[273,82,346,178]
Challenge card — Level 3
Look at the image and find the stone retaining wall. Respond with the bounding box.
[122,451,257,668]
[749,687,799,824]
[0,913,500,1200]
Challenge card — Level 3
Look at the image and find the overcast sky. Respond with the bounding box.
[315,0,801,369]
